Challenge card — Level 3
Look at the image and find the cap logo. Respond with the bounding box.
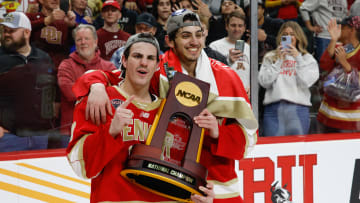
[172,9,187,16]
[4,14,15,23]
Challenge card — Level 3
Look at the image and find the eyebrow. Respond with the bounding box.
[132,51,156,57]
[179,29,203,35]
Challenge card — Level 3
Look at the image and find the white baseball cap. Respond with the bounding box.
[1,12,32,31]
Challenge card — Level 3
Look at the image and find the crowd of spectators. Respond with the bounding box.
[0,0,360,152]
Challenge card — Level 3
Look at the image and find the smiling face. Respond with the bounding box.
[102,6,122,25]
[226,16,246,41]
[75,28,98,61]
[157,0,171,21]
[168,25,203,67]
[122,42,158,88]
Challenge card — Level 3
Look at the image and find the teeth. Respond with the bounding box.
[189,48,198,51]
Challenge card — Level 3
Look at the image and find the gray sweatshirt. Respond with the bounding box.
[258,52,319,106]
[300,0,347,39]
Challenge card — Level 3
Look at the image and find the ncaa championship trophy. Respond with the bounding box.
[121,72,210,202]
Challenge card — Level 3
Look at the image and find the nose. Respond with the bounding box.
[140,57,148,66]
[189,35,201,46]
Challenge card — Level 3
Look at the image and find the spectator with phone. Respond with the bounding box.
[206,0,245,45]
[209,11,250,96]
[199,15,229,66]
[258,21,319,136]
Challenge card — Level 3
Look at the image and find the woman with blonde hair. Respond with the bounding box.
[258,21,319,137]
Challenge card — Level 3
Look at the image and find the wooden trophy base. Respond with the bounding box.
[121,144,207,202]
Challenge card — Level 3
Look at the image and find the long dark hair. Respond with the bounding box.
[152,0,173,20]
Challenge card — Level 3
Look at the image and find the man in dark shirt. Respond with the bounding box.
[0,12,57,152]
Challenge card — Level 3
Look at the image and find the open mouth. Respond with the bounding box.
[137,69,148,75]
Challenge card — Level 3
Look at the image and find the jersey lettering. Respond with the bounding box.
[123,119,152,142]
[104,40,127,56]
[40,26,62,45]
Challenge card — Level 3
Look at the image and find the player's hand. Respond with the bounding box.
[86,83,113,125]
[194,109,219,139]
[109,96,135,138]
[191,182,215,203]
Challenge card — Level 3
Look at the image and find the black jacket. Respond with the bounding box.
[0,46,57,135]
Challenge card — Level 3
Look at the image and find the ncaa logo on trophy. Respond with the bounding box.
[121,72,210,202]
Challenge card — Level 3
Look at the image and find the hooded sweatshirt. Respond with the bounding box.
[57,50,116,135]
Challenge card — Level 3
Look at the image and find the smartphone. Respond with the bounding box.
[281,35,291,49]
[235,40,245,52]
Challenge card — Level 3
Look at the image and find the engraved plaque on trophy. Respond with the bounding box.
[121,72,210,202]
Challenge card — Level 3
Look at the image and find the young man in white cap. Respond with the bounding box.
[0,12,57,151]
[67,32,214,202]
[97,0,130,60]
[71,9,258,203]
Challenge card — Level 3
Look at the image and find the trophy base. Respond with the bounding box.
[120,144,207,202]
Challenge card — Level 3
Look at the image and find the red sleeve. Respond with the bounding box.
[319,49,337,72]
[57,60,77,102]
[72,70,122,99]
[210,119,247,160]
[67,97,122,178]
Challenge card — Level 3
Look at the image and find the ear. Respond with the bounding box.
[118,11,122,20]
[165,35,174,49]
[152,27,157,36]
[24,29,31,38]
[121,55,127,69]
